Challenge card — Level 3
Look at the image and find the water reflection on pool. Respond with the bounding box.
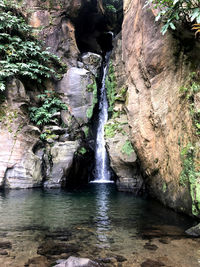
[0,184,199,267]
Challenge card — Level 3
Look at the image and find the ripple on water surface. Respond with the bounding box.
[0,184,199,267]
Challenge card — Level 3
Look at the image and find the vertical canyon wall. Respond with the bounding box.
[121,0,200,216]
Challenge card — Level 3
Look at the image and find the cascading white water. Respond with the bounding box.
[92,52,113,183]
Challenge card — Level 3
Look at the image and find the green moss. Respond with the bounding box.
[106,61,116,113]
[179,72,200,137]
[86,80,97,119]
[162,182,167,193]
[83,126,89,138]
[121,140,134,156]
[179,143,200,216]
[115,87,127,102]
[40,129,58,141]
[78,147,87,155]
[104,120,126,138]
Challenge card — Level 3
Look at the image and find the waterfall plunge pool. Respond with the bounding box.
[0,184,199,267]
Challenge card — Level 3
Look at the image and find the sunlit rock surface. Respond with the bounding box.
[122,0,200,216]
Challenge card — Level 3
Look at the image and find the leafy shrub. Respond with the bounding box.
[121,140,134,156]
[0,0,65,90]
[29,90,67,128]
[145,0,200,35]
[78,147,87,155]
[104,120,126,138]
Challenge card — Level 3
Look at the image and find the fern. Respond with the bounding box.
[29,90,68,128]
[0,0,66,90]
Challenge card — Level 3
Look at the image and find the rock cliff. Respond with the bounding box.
[121,0,200,216]
[0,0,104,189]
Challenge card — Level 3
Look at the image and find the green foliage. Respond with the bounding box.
[102,0,122,12]
[106,61,116,113]
[105,4,117,13]
[40,129,57,141]
[78,147,87,155]
[179,72,200,137]
[101,0,123,33]
[179,143,200,216]
[0,0,66,90]
[104,120,126,138]
[162,182,167,193]
[121,140,134,156]
[86,80,98,119]
[29,90,67,128]
[115,87,127,102]
[83,126,89,138]
[145,0,200,35]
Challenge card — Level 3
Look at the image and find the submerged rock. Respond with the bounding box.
[54,256,99,267]
[185,223,200,237]
[141,259,165,267]
[38,241,79,256]
[143,243,158,251]
[0,241,12,249]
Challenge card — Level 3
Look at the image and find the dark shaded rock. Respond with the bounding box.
[159,238,170,244]
[37,241,79,256]
[185,223,200,237]
[141,259,165,267]
[0,250,8,255]
[115,255,127,262]
[0,241,12,249]
[144,243,158,251]
[53,256,100,266]
[98,257,116,264]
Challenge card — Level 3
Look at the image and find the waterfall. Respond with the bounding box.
[91,52,113,183]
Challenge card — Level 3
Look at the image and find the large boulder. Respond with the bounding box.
[186,223,200,237]
[57,67,99,124]
[105,115,143,193]
[54,256,99,267]
[44,141,79,188]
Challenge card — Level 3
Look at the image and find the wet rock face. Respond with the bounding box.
[0,79,43,189]
[122,0,200,216]
[57,52,102,125]
[43,141,79,188]
[105,34,144,194]
[106,115,143,194]
[21,0,81,66]
[185,223,200,237]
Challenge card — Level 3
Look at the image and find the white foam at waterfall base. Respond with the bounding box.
[90,180,114,184]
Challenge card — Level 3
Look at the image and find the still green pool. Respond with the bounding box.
[0,184,199,267]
